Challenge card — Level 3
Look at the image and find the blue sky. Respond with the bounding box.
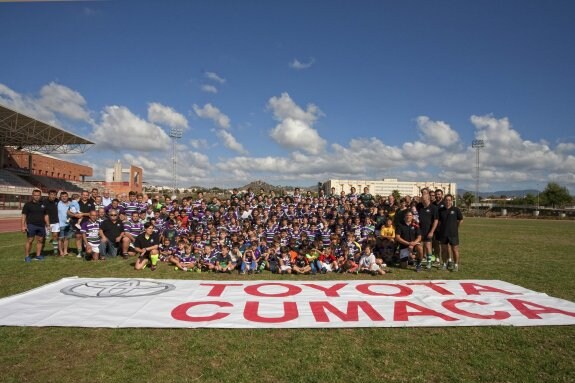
[1,0,574,192]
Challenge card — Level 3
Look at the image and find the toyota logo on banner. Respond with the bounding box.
[60,279,175,298]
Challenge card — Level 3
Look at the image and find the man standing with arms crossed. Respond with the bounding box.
[22,189,49,262]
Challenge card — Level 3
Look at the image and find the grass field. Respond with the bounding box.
[0,218,574,383]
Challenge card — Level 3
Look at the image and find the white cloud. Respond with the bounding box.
[289,58,315,70]
[209,113,575,192]
[124,149,211,184]
[401,141,443,165]
[193,103,231,129]
[267,92,326,155]
[469,115,564,171]
[38,82,92,122]
[92,105,171,151]
[270,118,326,155]
[189,139,208,149]
[0,83,59,124]
[147,102,188,130]
[205,72,226,84]
[416,116,460,147]
[268,92,321,125]
[201,84,218,94]
[215,129,248,154]
[83,7,99,16]
[556,142,575,153]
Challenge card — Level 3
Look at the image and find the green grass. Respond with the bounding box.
[0,218,574,383]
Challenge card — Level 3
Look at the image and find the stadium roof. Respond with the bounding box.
[0,103,94,154]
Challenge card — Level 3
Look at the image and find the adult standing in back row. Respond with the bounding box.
[22,189,49,262]
[438,194,463,271]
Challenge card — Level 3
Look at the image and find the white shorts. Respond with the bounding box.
[50,223,60,233]
[280,265,292,271]
[88,243,100,253]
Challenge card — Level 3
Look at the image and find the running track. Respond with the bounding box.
[0,218,21,233]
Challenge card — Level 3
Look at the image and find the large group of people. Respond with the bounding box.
[21,185,463,274]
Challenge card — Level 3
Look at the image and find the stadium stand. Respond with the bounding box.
[0,170,34,188]
[19,174,83,193]
[71,181,105,193]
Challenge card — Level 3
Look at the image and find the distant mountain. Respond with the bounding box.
[458,189,540,198]
[240,180,285,193]
[239,181,320,194]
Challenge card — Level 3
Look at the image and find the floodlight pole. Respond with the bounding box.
[169,127,183,195]
[472,140,485,216]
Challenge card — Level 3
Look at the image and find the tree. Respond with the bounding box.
[540,182,572,208]
[392,189,401,201]
[462,192,475,209]
[523,193,536,206]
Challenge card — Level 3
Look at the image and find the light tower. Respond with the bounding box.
[472,139,485,216]
[169,127,183,194]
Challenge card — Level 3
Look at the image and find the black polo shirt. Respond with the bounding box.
[417,203,438,234]
[438,206,463,239]
[134,231,160,250]
[396,222,421,249]
[78,199,96,214]
[100,219,125,243]
[22,200,47,226]
[44,197,59,224]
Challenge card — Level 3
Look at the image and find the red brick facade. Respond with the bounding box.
[3,148,92,181]
[103,165,143,194]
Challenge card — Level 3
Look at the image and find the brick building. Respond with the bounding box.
[3,147,92,181]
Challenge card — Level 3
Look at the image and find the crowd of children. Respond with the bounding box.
[61,185,462,275]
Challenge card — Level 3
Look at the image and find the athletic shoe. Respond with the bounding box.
[415,263,422,272]
[447,261,453,271]
[442,263,447,270]
[122,253,129,259]
[426,261,432,270]
[74,223,82,230]
[25,256,32,263]
[452,264,459,272]
[76,252,82,258]
[182,267,188,272]
[150,265,157,271]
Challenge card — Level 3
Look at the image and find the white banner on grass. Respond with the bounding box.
[0,278,574,328]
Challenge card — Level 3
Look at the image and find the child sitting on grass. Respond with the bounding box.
[358,245,385,275]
